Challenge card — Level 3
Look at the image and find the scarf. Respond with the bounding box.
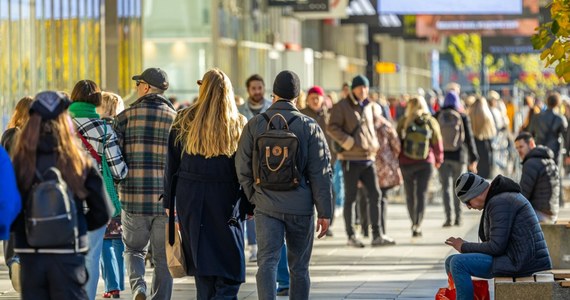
[68,102,100,119]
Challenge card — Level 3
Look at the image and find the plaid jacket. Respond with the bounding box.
[114,93,176,216]
[73,117,128,181]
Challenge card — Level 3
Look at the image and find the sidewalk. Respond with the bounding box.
[1,203,567,299]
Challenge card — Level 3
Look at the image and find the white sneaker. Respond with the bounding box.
[249,245,258,262]
[10,261,21,293]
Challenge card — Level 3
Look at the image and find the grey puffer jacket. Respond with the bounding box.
[461,175,552,277]
[520,146,559,218]
[236,100,333,219]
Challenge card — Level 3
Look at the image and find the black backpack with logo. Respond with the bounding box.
[25,167,79,248]
[253,113,301,191]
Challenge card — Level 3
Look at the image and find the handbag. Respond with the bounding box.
[166,172,187,278]
[77,121,122,217]
[165,221,187,278]
[435,273,490,300]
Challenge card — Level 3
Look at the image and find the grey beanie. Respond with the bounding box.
[455,172,490,203]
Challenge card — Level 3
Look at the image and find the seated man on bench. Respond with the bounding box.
[444,172,552,300]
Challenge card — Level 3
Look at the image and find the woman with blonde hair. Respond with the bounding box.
[97,91,127,299]
[11,91,111,299]
[99,92,125,119]
[397,96,443,237]
[469,97,497,179]
[2,96,33,153]
[164,68,249,299]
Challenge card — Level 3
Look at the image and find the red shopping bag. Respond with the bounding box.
[435,274,490,300]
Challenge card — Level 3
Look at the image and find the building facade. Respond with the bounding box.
[0,0,142,130]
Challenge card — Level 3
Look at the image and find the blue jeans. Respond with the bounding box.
[122,211,173,300]
[255,210,314,300]
[100,239,125,292]
[277,244,289,290]
[445,254,493,300]
[85,225,106,300]
[333,160,344,207]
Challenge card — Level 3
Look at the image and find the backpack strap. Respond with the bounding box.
[77,132,102,164]
[261,112,299,130]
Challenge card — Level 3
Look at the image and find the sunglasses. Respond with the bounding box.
[136,80,147,87]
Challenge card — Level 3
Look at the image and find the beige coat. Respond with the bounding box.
[326,96,381,161]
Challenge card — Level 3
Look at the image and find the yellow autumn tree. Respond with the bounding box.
[532,0,570,81]
[448,33,482,89]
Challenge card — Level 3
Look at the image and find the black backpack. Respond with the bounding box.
[25,167,79,248]
[253,113,301,191]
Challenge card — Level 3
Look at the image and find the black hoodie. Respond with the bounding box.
[520,145,560,218]
[461,175,552,276]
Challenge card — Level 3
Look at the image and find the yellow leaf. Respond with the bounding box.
[541,49,551,60]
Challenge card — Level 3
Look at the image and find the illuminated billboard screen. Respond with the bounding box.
[415,0,538,38]
[378,0,523,15]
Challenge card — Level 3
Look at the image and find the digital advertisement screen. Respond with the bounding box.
[378,0,523,15]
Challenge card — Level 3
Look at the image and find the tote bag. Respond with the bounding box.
[165,221,187,278]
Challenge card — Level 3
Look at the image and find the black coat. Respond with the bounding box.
[164,128,246,282]
[520,146,560,217]
[474,138,493,179]
[461,176,552,276]
[1,127,18,153]
[529,109,567,158]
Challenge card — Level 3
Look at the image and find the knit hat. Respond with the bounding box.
[132,67,169,90]
[443,91,464,112]
[455,172,490,203]
[273,70,300,100]
[351,75,369,89]
[307,86,324,96]
[30,91,71,120]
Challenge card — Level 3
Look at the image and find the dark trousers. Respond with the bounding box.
[400,163,433,227]
[20,253,88,300]
[439,160,465,222]
[342,161,382,238]
[195,276,241,300]
[3,233,16,266]
[357,187,390,235]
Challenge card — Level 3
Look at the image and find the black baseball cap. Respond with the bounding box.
[132,68,169,90]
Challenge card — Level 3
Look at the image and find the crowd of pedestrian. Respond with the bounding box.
[0,66,567,300]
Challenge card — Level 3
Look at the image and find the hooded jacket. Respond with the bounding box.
[461,175,552,276]
[520,146,560,218]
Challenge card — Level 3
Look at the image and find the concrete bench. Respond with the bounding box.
[494,271,570,300]
[541,221,570,269]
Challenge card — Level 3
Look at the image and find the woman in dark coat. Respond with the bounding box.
[164,68,248,299]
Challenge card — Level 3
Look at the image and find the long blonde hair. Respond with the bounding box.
[12,112,91,197]
[401,95,430,133]
[469,97,497,140]
[7,96,34,129]
[173,68,246,158]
